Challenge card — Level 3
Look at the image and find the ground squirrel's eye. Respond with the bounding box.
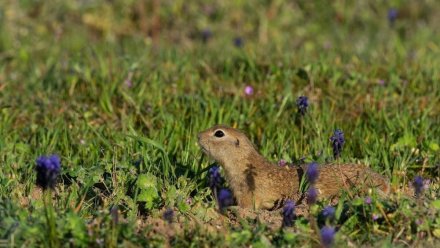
[214,130,225,138]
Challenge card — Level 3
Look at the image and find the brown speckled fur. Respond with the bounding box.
[198,125,390,210]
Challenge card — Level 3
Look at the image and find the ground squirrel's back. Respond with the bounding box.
[198,125,390,210]
[315,163,390,198]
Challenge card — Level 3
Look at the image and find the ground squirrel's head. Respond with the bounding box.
[198,125,256,164]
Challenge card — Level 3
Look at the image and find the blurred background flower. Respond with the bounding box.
[244,85,254,96]
[233,37,244,47]
[278,159,287,166]
[208,165,223,191]
[388,8,398,25]
[163,208,174,224]
[282,200,295,227]
[35,154,61,190]
[306,162,319,184]
[320,226,336,247]
[330,129,345,159]
[201,29,213,43]
[307,187,318,205]
[218,188,234,210]
[413,176,424,197]
[296,96,309,116]
[322,206,335,220]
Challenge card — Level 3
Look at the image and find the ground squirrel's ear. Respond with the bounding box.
[235,138,240,147]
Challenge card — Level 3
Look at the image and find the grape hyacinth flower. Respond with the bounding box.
[322,206,335,220]
[282,200,296,227]
[296,96,309,116]
[208,165,223,191]
[307,187,318,205]
[35,154,61,190]
[218,188,234,210]
[413,176,424,197]
[388,8,398,25]
[36,155,62,247]
[233,37,244,47]
[244,85,254,96]
[306,162,319,184]
[163,208,174,224]
[201,29,213,43]
[330,129,345,159]
[320,226,336,247]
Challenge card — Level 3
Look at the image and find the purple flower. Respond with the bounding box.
[124,78,133,88]
[278,159,287,166]
[372,213,380,221]
[124,72,133,88]
[307,187,318,205]
[201,29,213,43]
[163,208,174,224]
[233,37,244,47]
[320,226,336,247]
[296,96,309,116]
[306,162,319,184]
[208,165,223,190]
[322,206,335,220]
[413,176,424,197]
[330,129,345,159]
[35,154,61,190]
[218,188,234,210]
[388,8,398,25]
[282,200,295,227]
[244,85,254,96]
[364,197,372,205]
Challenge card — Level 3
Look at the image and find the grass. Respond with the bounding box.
[0,0,440,247]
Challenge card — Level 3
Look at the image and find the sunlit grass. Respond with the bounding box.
[0,0,439,247]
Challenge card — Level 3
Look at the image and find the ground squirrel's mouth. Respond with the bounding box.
[199,145,209,155]
[197,139,209,155]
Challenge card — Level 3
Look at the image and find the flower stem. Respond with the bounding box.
[43,190,58,248]
[308,207,321,246]
[300,121,304,157]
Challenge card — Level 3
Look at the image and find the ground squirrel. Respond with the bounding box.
[198,125,390,210]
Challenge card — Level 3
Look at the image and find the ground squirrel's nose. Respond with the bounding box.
[197,133,201,142]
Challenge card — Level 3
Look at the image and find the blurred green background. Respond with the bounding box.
[0,0,439,246]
